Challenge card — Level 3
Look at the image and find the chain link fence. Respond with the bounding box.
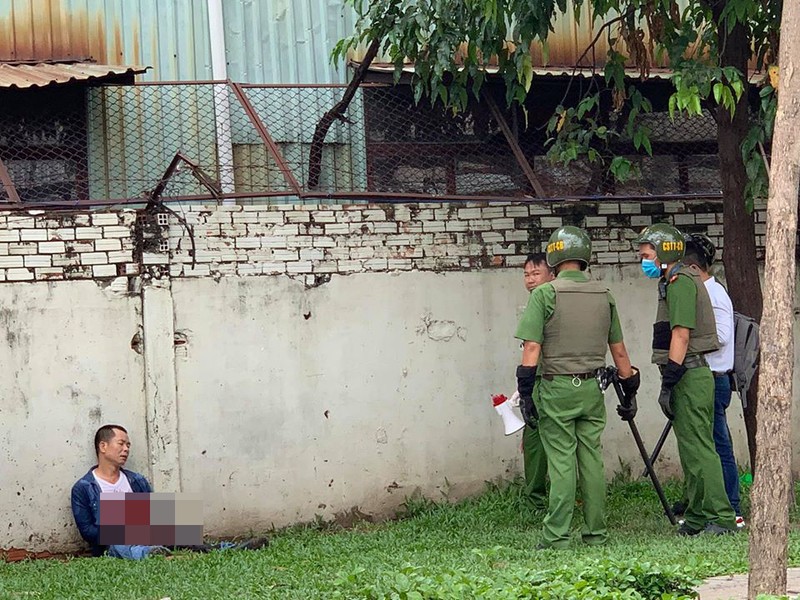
[0,80,724,206]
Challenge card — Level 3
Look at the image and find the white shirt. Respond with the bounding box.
[703,276,734,372]
[93,470,133,494]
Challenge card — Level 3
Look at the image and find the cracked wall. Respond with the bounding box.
[0,198,782,553]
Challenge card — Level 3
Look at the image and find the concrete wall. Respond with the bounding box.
[0,282,144,551]
[167,266,756,536]
[0,199,781,552]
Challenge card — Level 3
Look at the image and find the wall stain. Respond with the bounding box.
[416,313,466,342]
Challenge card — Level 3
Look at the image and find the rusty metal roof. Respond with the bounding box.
[364,62,766,84]
[364,62,676,80]
[0,62,148,89]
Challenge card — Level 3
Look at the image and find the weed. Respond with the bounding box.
[610,457,634,486]
[397,490,440,520]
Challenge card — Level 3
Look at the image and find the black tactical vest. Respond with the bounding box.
[651,264,719,366]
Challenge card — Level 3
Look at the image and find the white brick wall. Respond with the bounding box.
[159,200,740,278]
[0,210,136,282]
[0,200,749,283]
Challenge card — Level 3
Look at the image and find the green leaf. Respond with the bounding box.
[521,54,534,92]
[689,94,702,115]
[413,82,424,105]
[722,87,735,117]
[633,128,643,150]
[731,78,745,100]
[712,82,723,105]
[610,156,632,181]
[437,84,448,106]
[642,135,653,157]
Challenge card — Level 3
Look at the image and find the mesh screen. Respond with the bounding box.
[0,81,725,205]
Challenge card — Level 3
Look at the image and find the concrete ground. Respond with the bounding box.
[697,568,800,599]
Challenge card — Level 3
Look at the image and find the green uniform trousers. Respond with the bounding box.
[522,424,548,510]
[535,376,607,547]
[672,366,736,531]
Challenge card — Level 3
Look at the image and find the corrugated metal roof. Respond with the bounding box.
[0,62,147,88]
[223,0,357,84]
[345,3,630,69]
[365,62,766,84]
[0,0,213,82]
[0,0,751,86]
[345,1,727,73]
[365,62,677,80]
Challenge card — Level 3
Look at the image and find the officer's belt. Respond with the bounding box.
[682,354,708,369]
[658,354,707,373]
[541,371,596,381]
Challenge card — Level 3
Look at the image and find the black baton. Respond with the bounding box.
[608,368,676,525]
[640,421,673,478]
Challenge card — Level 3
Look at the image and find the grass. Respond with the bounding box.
[1,477,799,599]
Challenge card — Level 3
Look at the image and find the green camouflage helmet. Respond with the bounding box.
[546,226,592,268]
[634,223,685,263]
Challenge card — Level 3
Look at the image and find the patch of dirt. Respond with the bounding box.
[2,547,90,563]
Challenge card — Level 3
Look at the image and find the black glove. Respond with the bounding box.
[658,360,687,420]
[616,395,637,422]
[516,365,538,427]
[614,368,640,421]
[619,368,640,399]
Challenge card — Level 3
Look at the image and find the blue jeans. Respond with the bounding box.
[107,545,164,560]
[713,374,741,515]
[106,542,237,560]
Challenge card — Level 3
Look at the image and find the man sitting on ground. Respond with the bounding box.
[71,424,268,559]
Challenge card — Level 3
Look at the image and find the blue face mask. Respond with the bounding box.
[641,259,662,279]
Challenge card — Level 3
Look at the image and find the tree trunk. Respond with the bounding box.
[747,3,800,596]
[307,38,381,189]
[712,12,764,471]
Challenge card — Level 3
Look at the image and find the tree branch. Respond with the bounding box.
[555,8,636,110]
[308,38,382,189]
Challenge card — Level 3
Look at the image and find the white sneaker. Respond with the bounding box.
[736,516,746,529]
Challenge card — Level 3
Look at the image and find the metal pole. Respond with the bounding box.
[640,421,673,478]
[610,375,676,525]
[208,0,236,201]
[0,157,21,203]
[483,92,546,197]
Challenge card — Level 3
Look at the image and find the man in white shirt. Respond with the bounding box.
[683,235,743,526]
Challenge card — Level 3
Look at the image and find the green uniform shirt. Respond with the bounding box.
[665,273,697,329]
[515,270,623,344]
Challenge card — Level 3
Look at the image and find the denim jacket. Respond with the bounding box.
[70,466,152,556]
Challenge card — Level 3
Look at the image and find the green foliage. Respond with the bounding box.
[668,66,745,120]
[333,560,698,599]
[336,0,781,205]
[741,84,777,211]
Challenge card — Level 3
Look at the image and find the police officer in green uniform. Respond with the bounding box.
[516,226,639,548]
[521,254,554,510]
[635,223,736,535]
